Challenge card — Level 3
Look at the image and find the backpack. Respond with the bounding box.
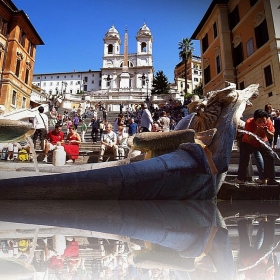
[18,149,29,161]
[1,148,8,160]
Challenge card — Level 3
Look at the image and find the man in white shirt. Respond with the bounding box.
[140,103,153,132]
[99,123,118,161]
[157,111,170,132]
[33,106,49,150]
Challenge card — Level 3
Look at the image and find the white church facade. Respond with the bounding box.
[32,23,173,111]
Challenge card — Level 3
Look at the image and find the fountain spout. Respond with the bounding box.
[0,119,34,142]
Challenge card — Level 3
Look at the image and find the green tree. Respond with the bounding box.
[178,38,194,94]
[192,82,203,98]
[151,70,170,95]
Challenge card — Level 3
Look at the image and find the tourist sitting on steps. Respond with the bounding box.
[62,125,81,163]
[43,124,65,163]
[99,123,118,162]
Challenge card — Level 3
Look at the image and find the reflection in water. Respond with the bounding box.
[0,201,279,279]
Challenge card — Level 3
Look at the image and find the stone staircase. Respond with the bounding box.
[38,107,280,177]
[35,108,122,162]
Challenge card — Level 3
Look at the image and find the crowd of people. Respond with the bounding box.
[3,98,280,176]
[31,100,190,164]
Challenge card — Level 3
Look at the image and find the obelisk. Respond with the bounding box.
[120,26,130,88]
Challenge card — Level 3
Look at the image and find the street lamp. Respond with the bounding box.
[141,73,149,108]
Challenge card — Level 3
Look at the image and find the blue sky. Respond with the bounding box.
[13,0,211,82]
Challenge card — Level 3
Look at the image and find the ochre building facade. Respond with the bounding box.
[191,0,280,116]
[0,0,43,113]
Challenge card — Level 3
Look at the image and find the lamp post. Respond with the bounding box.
[141,73,150,109]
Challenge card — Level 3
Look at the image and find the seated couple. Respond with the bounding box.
[99,123,128,162]
[43,124,81,163]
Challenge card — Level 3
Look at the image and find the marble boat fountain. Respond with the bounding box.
[0,83,259,200]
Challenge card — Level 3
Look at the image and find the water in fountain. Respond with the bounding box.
[237,129,280,161]
[26,136,40,175]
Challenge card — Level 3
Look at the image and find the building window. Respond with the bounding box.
[194,70,198,74]
[57,76,59,78]
[84,85,88,91]
[92,80,94,84]
[194,78,199,82]
[19,29,26,47]
[43,82,46,86]
[108,44,113,54]
[71,75,73,78]
[229,6,240,30]
[12,90,16,106]
[22,97,26,108]
[0,17,8,36]
[246,38,255,57]
[70,81,73,85]
[25,68,29,84]
[264,65,273,87]
[92,74,94,77]
[216,55,221,74]
[56,82,59,86]
[37,77,40,79]
[233,43,243,67]
[213,22,218,38]
[70,90,72,93]
[250,0,258,6]
[78,75,80,78]
[204,65,211,84]
[64,76,66,78]
[141,42,147,52]
[15,60,21,77]
[239,81,245,90]
[84,77,88,82]
[27,41,34,56]
[202,34,208,53]
[255,19,269,49]
[268,92,273,97]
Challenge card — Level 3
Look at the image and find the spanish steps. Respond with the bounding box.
[42,107,280,181]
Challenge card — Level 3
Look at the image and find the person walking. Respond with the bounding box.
[140,103,153,132]
[233,109,279,185]
[128,118,138,136]
[73,114,79,131]
[32,106,49,150]
[89,118,99,143]
[80,119,87,143]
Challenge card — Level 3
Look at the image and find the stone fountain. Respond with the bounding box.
[0,83,259,200]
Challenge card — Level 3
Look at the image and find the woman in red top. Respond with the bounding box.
[62,125,81,163]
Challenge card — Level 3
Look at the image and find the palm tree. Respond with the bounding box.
[178,38,194,95]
